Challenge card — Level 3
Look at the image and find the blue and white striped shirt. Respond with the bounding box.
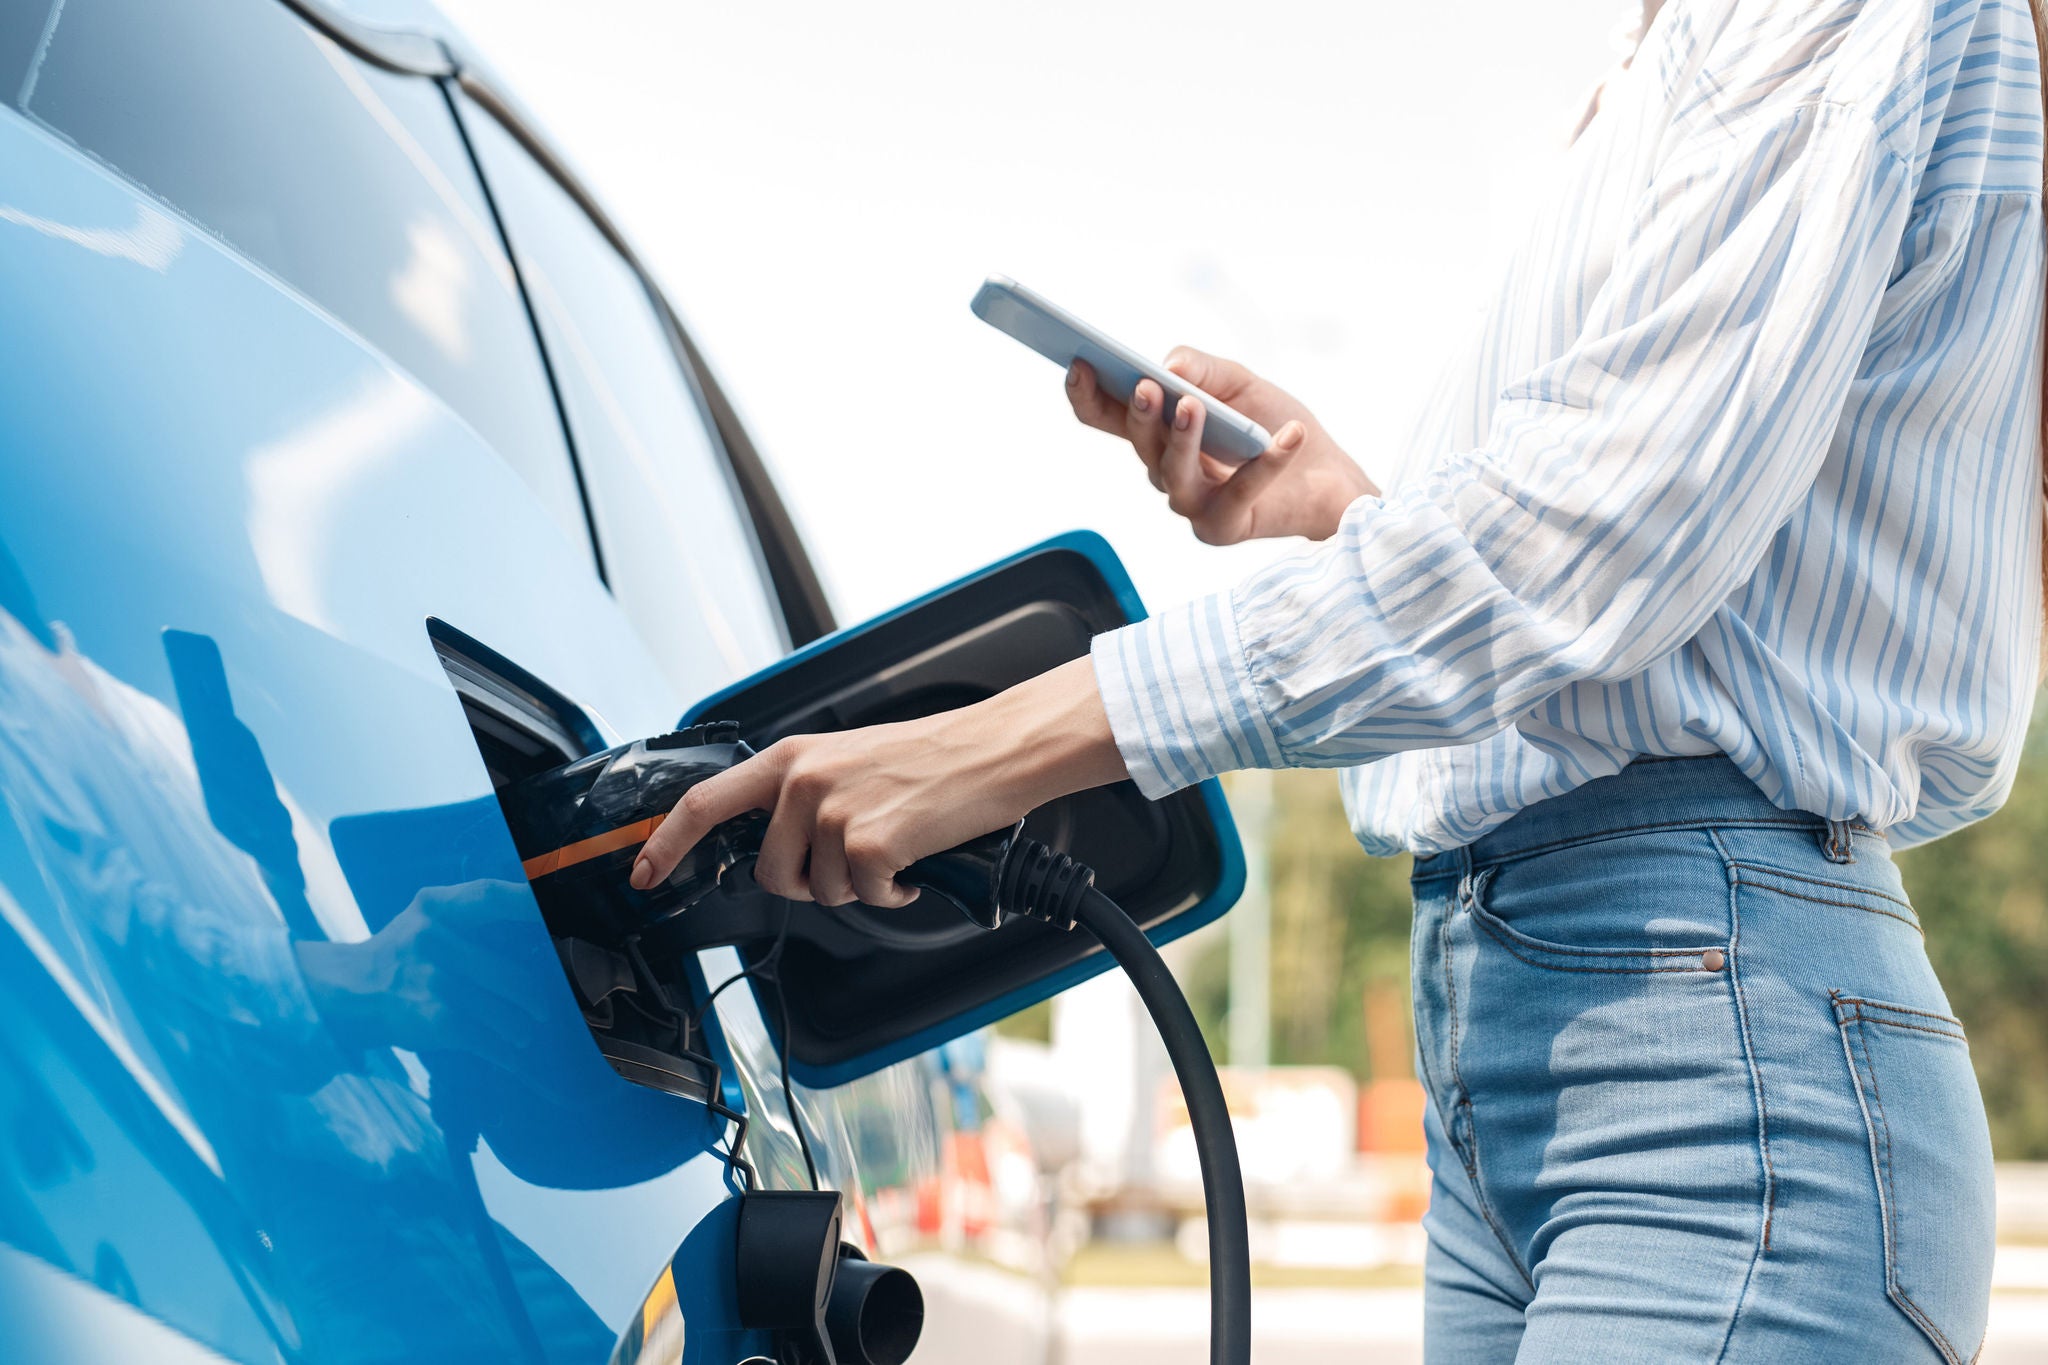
[1091,0,2045,855]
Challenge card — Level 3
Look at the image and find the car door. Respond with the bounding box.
[442,77,900,1297]
[0,1,786,1360]
[449,81,1079,1361]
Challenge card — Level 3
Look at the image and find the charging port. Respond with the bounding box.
[427,620,713,1101]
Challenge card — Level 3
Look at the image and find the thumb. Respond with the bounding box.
[1204,421,1307,530]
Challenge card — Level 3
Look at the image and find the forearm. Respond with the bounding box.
[971,655,1130,810]
[633,655,1132,904]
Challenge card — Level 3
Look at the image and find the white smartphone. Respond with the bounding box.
[970,275,1272,464]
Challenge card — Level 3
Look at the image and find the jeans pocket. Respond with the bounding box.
[1832,993,1996,1365]
[1467,869,1729,975]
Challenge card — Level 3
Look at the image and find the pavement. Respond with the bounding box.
[909,1172,2048,1364]
[1050,1288,2048,1364]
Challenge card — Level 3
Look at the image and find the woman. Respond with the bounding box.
[634,0,2044,1357]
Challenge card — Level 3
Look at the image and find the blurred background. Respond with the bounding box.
[421,0,2048,1358]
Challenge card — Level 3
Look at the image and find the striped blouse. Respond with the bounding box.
[1090,0,2045,856]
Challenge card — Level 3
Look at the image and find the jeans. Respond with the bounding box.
[1409,756,1995,1363]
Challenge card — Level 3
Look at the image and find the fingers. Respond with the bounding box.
[806,817,855,907]
[766,809,913,908]
[1123,378,1170,478]
[1065,362,1128,435]
[1068,362,1205,499]
[846,827,919,909]
[753,797,815,901]
[631,751,783,889]
[624,737,906,908]
[626,726,965,913]
[1159,396,1216,518]
[1164,346,1256,401]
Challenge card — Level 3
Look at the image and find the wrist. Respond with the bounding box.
[1310,450,1378,540]
[974,657,1129,813]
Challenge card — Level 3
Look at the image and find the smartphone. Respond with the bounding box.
[970,275,1272,464]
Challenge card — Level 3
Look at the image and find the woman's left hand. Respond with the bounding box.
[629,658,1129,907]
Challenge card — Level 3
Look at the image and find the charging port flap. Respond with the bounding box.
[680,531,1245,1087]
[414,620,716,1102]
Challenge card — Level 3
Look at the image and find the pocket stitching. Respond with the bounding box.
[1726,860,1914,911]
[1836,996,1966,1036]
[1847,1014,1969,1043]
[1729,862,1921,933]
[1467,871,1727,974]
[1834,993,1971,1365]
[1709,827,1778,1256]
[1440,883,1534,1290]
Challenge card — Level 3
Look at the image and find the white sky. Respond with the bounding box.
[427,0,1628,622]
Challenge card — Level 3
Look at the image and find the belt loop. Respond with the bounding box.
[1820,819,1857,865]
[1455,842,1475,905]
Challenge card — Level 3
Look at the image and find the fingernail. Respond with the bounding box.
[1132,387,1151,413]
[630,858,653,890]
[1174,399,1193,431]
[1067,366,1082,389]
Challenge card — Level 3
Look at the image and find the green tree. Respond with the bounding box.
[1898,698,2048,1158]
[1187,771,1414,1077]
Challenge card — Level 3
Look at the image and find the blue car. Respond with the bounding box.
[0,1,1241,1361]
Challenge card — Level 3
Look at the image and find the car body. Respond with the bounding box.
[0,0,1066,1359]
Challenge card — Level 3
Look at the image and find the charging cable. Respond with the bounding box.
[896,822,1253,1365]
[684,901,822,1190]
[706,817,1253,1363]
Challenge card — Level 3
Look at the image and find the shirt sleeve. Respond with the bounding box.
[1093,96,1917,799]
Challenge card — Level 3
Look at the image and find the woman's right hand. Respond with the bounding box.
[1066,347,1377,544]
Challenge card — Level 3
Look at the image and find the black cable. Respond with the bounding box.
[747,901,819,1190]
[624,934,756,1191]
[898,824,1252,1362]
[1072,885,1251,1365]
[685,898,790,1033]
[685,961,772,1035]
[672,901,820,1191]
[771,971,821,1189]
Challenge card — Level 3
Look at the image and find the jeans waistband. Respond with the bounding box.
[1412,755,1873,877]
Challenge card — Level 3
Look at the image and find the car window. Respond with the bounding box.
[1,6,48,98]
[8,0,595,565]
[456,98,787,695]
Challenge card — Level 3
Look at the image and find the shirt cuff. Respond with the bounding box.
[1089,589,1286,800]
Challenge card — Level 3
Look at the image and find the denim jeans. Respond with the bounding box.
[1408,756,1995,1363]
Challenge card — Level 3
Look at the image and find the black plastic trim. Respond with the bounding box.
[271,0,453,75]
[427,618,600,786]
[437,80,610,588]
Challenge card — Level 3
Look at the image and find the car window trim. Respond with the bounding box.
[272,0,453,77]
[273,0,837,645]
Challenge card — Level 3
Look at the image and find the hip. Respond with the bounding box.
[1408,756,1995,1362]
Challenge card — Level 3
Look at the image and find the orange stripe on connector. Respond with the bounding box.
[520,816,660,880]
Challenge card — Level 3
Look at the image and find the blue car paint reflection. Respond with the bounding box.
[0,87,782,1361]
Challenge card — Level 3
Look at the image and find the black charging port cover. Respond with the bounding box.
[734,1189,843,1335]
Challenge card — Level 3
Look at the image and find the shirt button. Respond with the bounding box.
[1702,948,1726,971]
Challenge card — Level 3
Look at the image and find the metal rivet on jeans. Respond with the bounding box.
[1702,948,1726,971]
